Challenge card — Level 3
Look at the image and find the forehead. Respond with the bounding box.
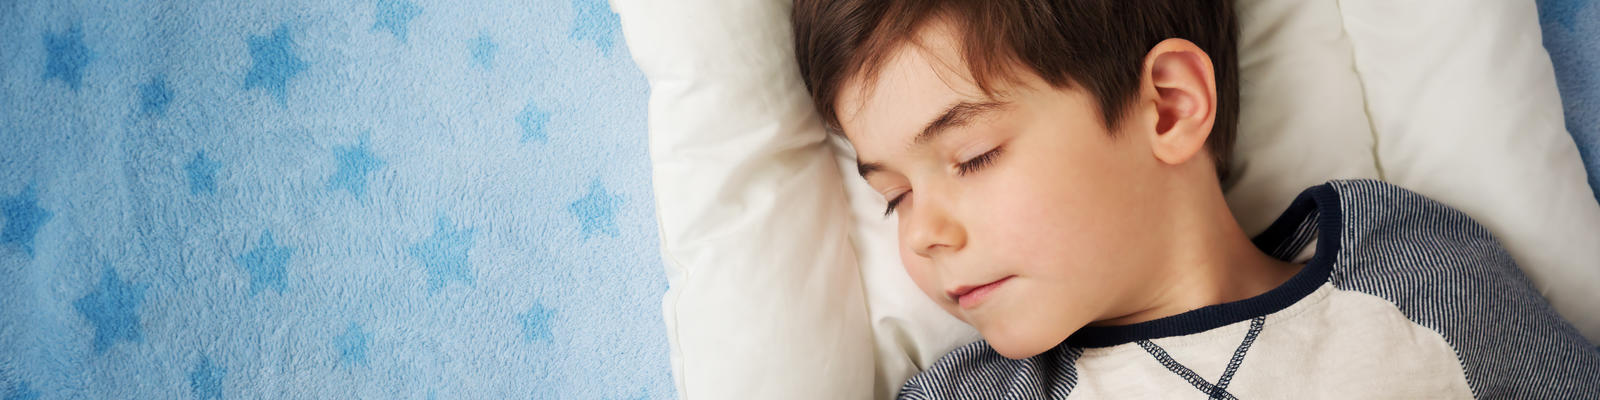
[835,19,983,149]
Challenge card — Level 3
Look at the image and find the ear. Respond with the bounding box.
[1138,38,1217,167]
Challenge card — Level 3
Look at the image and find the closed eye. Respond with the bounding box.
[956,147,1003,176]
[884,192,906,217]
[882,147,1003,217]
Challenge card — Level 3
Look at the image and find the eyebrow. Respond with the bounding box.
[856,100,1009,179]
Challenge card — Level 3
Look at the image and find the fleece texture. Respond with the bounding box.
[1539,0,1600,205]
[0,0,672,398]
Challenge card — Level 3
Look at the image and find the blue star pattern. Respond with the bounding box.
[519,302,556,342]
[73,265,147,353]
[327,134,384,198]
[139,75,172,117]
[244,24,308,107]
[43,26,94,91]
[568,0,621,55]
[235,230,292,295]
[2,185,52,255]
[373,0,422,43]
[2,1,676,398]
[4,381,40,400]
[569,178,620,239]
[333,322,370,366]
[185,151,220,195]
[409,217,475,293]
[189,356,225,400]
[1539,0,1594,30]
[518,102,550,143]
[471,34,497,69]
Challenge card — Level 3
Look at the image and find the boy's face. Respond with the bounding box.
[836,21,1179,359]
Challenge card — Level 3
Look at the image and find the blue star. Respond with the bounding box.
[568,0,622,55]
[409,216,475,293]
[244,24,308,107]
[518,302,556,342]
[74,265,147,353]
[4,380,40,400]
[517,102,550,143]
[327,134,384,198]
[1539,0,1594,30]
[235,230,292,295]
[43,26,94,91]
[186,151,220,195]
[2,185,52,255]
[189,356,226,400]
[139,75,173,117]
[471,34,497,69]
[373,0,423,43]
[569,178,620,239]
[333,322,370,366]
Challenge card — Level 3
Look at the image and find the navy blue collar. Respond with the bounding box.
[1064,183,1344,348]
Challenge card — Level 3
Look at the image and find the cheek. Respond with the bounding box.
[898,245,958,310]
[971,151,1135,285]
[972,165,1078,249]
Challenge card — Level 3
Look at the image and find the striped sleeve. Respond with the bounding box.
[1326,179,1600,398]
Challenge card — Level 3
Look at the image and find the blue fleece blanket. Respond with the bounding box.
[1539,0,1600,204]
[1,0,671,399]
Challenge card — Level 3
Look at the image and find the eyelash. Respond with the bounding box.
[882,146,1004,217]
[956,147,1003,176]
[883,196,904,217]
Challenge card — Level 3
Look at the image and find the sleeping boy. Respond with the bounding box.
[790,0,1600,397]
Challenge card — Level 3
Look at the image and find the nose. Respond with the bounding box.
[903,195,966,259]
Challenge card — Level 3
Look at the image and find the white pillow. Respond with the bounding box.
[612,1,876,398]
[1336,0,1600,342]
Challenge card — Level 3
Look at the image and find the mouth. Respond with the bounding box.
[947,276,1014,310]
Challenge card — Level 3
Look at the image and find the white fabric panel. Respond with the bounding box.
[1068,286,1474,399]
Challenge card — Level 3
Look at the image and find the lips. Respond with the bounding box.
[947,276,1011,307]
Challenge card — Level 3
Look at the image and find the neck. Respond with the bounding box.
[1088,175,1301,327]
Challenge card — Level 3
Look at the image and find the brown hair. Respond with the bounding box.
[793,0,1239,181]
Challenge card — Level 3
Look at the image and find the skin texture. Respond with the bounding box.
[836,19,1302,360]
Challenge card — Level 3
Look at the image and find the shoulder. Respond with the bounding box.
[1324,179,1514,276]
[898,340,1082,399]
[1326,179,1501,249]
[1322,178,1536,320]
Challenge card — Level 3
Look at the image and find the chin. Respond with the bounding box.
[981,325,1054,360]
[988,338,1051,360]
